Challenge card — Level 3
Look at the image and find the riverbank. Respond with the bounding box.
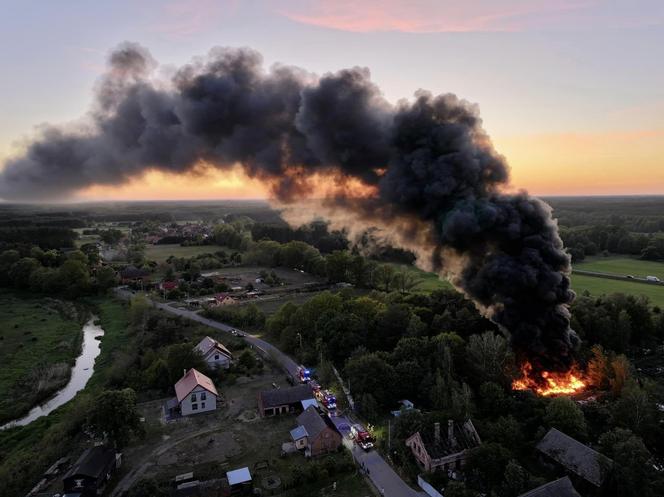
[0,290,88,425]
[0,296,130,497]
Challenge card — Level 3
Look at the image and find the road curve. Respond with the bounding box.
[114,288,424,497]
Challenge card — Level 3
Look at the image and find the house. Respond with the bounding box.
[517,477,581,497]
[536,428,613,488]
[257,384,315,417]
[119,265,150,282]
[159,280,178,292]
[172,368,219,416]
[290,406,342,457]
[62,446,118,497]
[227,467,252,495]
[195,336,233,369]
[213,293,236,306]
[406,419,481,472]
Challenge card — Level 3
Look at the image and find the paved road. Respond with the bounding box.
[115,288,424,497]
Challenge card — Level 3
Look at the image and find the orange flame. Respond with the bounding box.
[512,362,586,397]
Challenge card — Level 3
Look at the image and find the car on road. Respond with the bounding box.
[627,274,635,279]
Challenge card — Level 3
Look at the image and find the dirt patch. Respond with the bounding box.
[236,409,259,423]
[158,431,242,466]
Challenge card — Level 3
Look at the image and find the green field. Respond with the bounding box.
[574,256,664,279]
[389,263,454,293]
[0,292,84,424]
[144,243,230,262]
[571,273,664,307]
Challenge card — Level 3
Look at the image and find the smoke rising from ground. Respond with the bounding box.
[0,43,577,374]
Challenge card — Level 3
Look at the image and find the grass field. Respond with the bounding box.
[389,263,454,293]
[574,256,664,279]
[145,243,231,262]
[0,291,84,424]
[572,273,664,307]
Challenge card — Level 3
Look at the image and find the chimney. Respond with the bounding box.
[434,422,440,444]
[448,419,457,447]
[183,369,187,378]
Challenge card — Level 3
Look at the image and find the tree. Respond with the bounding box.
[587,344,610,389]
[8,257,41,288]
[166,343,207,384]
[325,250,352,283]
[95,266,118,292]
[374,264,395,292]
[499,460,532,497]
[611,381,656,435]
[609,354,631,396]
[238,349,257,370]
[466,443,512,493]
[86,388,144,447]
[543,396,587,439]
[466,332,509,385]
[58,259,90,296]
[128,295,151,331]
[392,268,418,294]
[344,353,397,407]
[598,428,661,497]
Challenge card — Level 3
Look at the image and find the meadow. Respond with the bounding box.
[574,256,664,278]
[0,291,84,424]
[571,273,664,307]
[389,263,454,293]
[144,243,231,262]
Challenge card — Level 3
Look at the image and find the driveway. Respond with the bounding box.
[114,288,424,497]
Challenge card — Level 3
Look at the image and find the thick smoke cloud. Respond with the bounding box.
[0,43,577,375]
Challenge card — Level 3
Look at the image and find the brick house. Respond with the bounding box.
[405,419,481,472]
[291,406,342,457]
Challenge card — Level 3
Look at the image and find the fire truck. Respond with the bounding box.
[351,424,374,451]
[296,366,312,383]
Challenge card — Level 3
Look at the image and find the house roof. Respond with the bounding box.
[290,425,308,441]
[120,265,150,279]
[227,467,252,485]
[259,384,314,409]
[175,368,219,402]
[195,336,233,359]
[296,406,330,440]
[63,446,115,480]
[536,428,613,487]
[412,420,481,459]
[518,477,581,497]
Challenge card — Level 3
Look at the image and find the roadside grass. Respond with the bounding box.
[572,273,664,307]
[574,256,664,278]
[0,291,84,424]
[145,244,235,263]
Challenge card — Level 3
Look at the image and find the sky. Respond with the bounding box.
[0,0,662,200]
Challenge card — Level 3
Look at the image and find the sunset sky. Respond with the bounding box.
[1,0,663,200]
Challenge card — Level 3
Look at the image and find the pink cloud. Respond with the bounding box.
[149,0,239,39]
[276,0,621,33]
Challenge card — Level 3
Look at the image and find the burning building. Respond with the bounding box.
[0,43,579,382]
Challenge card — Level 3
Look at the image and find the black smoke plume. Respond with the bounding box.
[0,43,577,375]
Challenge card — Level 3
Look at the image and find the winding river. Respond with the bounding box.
[0,316,105,430]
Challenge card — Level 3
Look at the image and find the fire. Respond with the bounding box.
[512,362,586,397]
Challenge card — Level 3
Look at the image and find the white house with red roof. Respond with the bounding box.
[174,368,219,416]
[195,336,233,369]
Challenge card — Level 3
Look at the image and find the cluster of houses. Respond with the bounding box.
[166,336,232,419]
[409,421,614,497]
[143,222,213,246]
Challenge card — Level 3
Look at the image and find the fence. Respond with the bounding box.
[417,475,444,497]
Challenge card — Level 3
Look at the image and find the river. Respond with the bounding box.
[0,316,105,430]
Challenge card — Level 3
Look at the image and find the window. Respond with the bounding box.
[214,354,219,360]
[201,392,207,400]
[201,402,206,409]
[192,403,198,410]
[191,393,197,402]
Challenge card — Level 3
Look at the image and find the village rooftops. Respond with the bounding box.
[517,477,581,497]
[195,336,233,359]
[175,368,219,402]
[259,384,314,409]
[536,428,613,487]
[296,406,330,440]
[63,446,116,480]
[418,420,480,458]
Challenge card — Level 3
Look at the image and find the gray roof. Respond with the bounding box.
[259,384,314,409]
[296,406,328,439]
[63,446,115,480]
[536,428,613,487]
[290,425,308,441]
[518,477,581,497]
